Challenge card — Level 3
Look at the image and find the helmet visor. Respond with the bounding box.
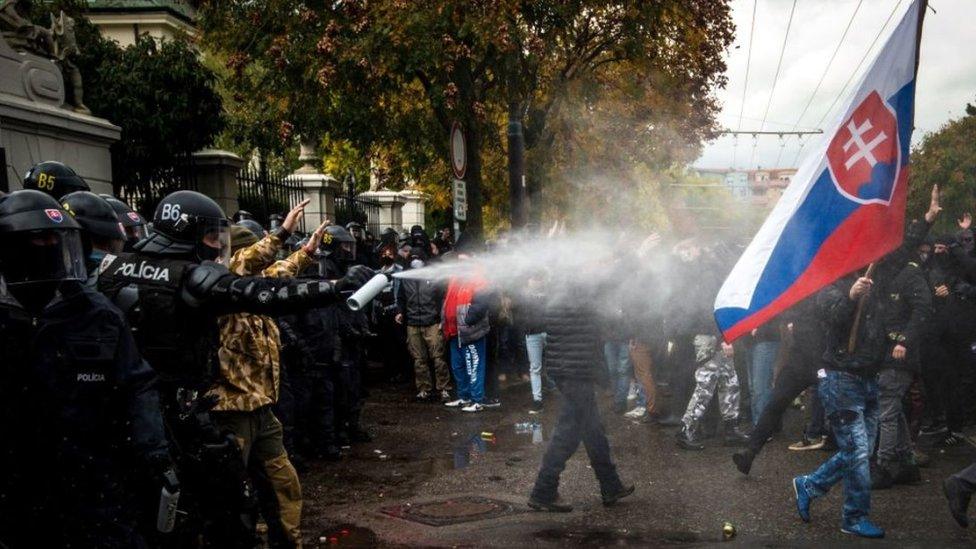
[0,229,87,286]
[197,217,231,265]
[125,223,150,243]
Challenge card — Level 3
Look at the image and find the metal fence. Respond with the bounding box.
[334,178,382,234]
[114,153,197,218]
[236,164,307,232]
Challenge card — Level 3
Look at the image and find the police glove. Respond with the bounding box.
[335,265,373,293]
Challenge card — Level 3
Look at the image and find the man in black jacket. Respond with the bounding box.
[872,244,932,489]
[527,283,633,512]
[396,255,451,401]
[793,193,938,539]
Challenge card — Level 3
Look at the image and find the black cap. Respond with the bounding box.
[61,191,125,241]
[23,161,90,199]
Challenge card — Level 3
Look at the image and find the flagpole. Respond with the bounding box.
[847,0,928,355]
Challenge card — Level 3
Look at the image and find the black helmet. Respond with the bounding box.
[61,191,126,243]
[136,190,230,263]
[322,224,356,262]
[233,210,254,222]
[99,194,150,243]
[23,161,90,199]
[237,218,266,238]
[0,190,87,291]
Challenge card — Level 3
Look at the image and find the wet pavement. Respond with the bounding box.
[300,379,976,547]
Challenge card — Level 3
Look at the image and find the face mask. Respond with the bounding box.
[410,259,425,269]
[918,252,930,264]
[195,241,221,263]
[380,256,395,266]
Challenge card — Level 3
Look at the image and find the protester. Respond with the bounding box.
[442,233,493,413]
[397,252,452,401]
[527,275,634,513]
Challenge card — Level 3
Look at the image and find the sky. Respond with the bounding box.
[694,0,976,171]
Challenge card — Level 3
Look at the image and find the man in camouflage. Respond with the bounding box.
[676,334,749,450]
[209,200,327,549]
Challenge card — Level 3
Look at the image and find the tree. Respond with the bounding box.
[199,1,734,236]
[907,101,976,233]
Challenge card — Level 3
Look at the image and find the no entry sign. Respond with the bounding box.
[450,121,466,180]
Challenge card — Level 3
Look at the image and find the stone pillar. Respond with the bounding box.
[398,189,426,229]
[191,149,244,216]
[291,141,340,227]
[359,190,404,231]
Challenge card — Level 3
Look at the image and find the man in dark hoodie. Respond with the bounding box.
[793,188,939,539]
[527,274,634,513]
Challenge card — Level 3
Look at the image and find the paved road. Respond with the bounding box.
[299,381,976,547]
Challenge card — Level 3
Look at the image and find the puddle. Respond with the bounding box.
[315,524,378,547]
[422,421,545,472]
[534,527,707,546]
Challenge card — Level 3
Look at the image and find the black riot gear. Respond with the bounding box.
[100,194,150,244]
[0,191,87,308]
[139,190,231,264]
[22,161,90,199]
[61,191,126,260]
[322,225,357,266]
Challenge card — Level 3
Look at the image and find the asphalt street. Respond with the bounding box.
[299,380,976,547]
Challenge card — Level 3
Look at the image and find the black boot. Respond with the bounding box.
[723,420,749,447]
[943,476,971,528]
[871,463,895,490]
[602,484,635,506]
[676,424,705,450]
[732,449,755,475]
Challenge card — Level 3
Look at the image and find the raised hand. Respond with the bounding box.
[958,212,972,230]
[925,184,942,223]
[282,198,312,234]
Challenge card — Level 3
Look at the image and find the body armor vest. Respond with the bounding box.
[97,252,217,389]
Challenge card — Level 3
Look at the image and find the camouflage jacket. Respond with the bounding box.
[211,233,313,411]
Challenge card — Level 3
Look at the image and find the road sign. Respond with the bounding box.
[450,121,466,180]
[452,179,467,221]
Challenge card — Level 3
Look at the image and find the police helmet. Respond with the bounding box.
[0,190,87,287]
[233,210,254,222]
[322,224,357,262]
[237,218,267,238]
[61,191,126,245]
[99,194,150,243]
[23,161,90,199]
[137,190,230,263]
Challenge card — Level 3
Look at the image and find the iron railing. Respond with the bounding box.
[114,152,197,218]
[236,164,307,232]
[334,177,382,234]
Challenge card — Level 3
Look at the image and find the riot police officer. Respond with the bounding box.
[61,191,127,278]
[97,190,370,547]
[101,194,151,249]
[320,224,373,444]
[22,160,90,198]
[0,190,172,548]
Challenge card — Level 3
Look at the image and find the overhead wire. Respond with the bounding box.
[775,0,864,167]
[749,0,798,168]
[732,0,758,169]
[791,0,905,166]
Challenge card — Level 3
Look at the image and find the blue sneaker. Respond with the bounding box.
[793,476,812,522]
[841,518,885,538]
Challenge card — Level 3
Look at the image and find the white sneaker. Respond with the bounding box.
[461,403,485,413]
[415,391,430,400]
[627,382,638,401]
[444,399,470,408]
[624,406,647,419]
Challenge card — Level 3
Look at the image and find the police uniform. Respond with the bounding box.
[0,280,169,548]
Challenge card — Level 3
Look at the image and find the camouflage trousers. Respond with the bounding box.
[682,335,741,430]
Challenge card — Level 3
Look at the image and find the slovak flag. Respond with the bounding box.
[714,0,925,342]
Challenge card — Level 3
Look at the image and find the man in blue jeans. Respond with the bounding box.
[793,276,883,538]
[604,339,632,415]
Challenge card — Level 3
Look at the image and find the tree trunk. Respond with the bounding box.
[507,101,526,229]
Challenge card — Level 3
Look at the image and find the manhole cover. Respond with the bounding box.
[381,496,526,526]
